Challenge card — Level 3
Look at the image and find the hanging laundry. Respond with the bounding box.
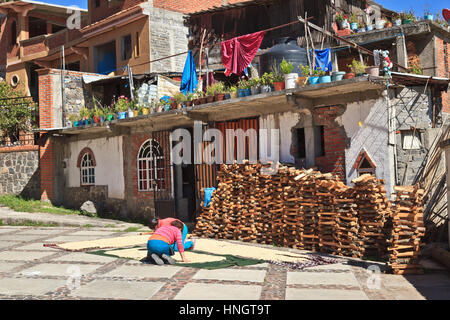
[221,31,265,76]
[373,50,381,66]
[180,50,198,94]
[310,48,333,72]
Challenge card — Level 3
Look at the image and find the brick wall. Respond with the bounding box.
[37,69,54,201]
[153,0,252,14]
[435,37,449,114]
[313,105,347,181]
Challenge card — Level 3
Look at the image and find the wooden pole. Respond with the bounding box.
[198,29,207,90]
[305,12,311,72]
[297,16,409,71]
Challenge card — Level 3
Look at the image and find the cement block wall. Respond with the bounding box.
[143,4,188,73]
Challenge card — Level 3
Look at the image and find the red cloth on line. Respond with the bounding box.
[221,31,265,76]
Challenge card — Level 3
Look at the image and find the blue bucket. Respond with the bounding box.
[424,15,433,21]
[245,88,252,96]
[350,22,358,30]
[331,72,346,81]
[117,111,127,119]
[238,89,246,97]
[309,76,320,85]
[319,75,332,84]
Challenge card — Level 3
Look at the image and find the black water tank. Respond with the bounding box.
[259,37,308,75]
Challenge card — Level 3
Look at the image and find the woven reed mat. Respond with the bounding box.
[44,235,150,252]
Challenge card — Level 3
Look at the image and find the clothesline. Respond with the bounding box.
[127,17,315,70]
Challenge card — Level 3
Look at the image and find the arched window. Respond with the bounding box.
[137,139,165,191]
[77,148,96,186]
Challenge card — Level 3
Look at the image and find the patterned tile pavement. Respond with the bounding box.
[0,226,449,300]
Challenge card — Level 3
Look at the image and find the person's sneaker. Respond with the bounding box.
[191,239,196,250]
[150,253,164,265]
[161,253,176,265]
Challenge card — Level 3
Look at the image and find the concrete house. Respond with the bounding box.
[0,0,448,227]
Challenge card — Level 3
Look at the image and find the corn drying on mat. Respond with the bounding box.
[44,235,151,252]
[87,246,264,269]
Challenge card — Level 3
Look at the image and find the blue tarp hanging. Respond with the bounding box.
[204,187,216,207]
[310,48,332,72]
[180,50,198,94]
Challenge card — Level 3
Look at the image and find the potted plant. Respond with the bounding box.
[279,58,297,90]
[79,107,90,125]
[385,18,393,28]
[127,100,139,117]
[297,64,310,87]
[357,23,366,33]
[105,107,115,121]
[185,92,194,107]
[205,85,216,103]
[115,96,129,119]
[402,10,416,24]
[348,59,367,77]
[261,72,273,93]
[93,107,105,123]
[410,63,423,75]
[229,86,238,99]
[423,9,433,21]
[331,69,346,82]
[393,14,402,26]
[336,13,348,30]
[237,80,249,97]
[214,82,226,101]
[308,68,320,85]
[248,77,261,95]
[375,17,386,30]
[317,67,331,84]
[349,13,359,31]
[365,65,380,76]
[174,92,186,109]
[68,114,80,127]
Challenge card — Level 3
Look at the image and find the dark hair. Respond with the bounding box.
[171,220,184,230]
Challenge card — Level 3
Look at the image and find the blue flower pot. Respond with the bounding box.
[224,93,231,100]
[319,75,332,84]
[366,25,373,31]
[309,76,320,85]
[73,121,79,127]
[350,22,358,30]
[331,72,346,81]
[245,88,252,96]
[164,105,171,111]
[237,89,246,97]
[358,28,365,33]
[117,111,127,119]
[424,15,433,21]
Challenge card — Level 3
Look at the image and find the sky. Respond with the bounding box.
[37,0,449,15]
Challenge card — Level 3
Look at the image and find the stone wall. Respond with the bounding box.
[63,71,95,126]
[393,86,434,185]
[0,150,40,199]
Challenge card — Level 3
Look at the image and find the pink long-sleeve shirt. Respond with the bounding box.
[153,225,184,253]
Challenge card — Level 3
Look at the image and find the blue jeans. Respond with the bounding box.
[147,240,172,256]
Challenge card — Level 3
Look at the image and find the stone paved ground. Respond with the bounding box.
[1,226,450,300]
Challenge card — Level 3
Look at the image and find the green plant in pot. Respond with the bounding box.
[348,59,367,76]
[237,79,250,97]
[79,107,90,125]
[114,96,129,119]
[248,77,261,95]
[93,107,105,123]
[297,64,310,86]
[194,88,206,105]
[173,92,186,109]
[185,92,194,107]
[280,58,297,89]
[272,61,285,91]
[214,82,226,101]
[68,113,80,127]
[229,86,238,99]
[206,85,216,103]
[261,72,274,93]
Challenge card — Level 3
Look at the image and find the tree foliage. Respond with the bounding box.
[0,80,37,142]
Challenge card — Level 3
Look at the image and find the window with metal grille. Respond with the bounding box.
[137,139,165,191]
[80,153,95,185]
